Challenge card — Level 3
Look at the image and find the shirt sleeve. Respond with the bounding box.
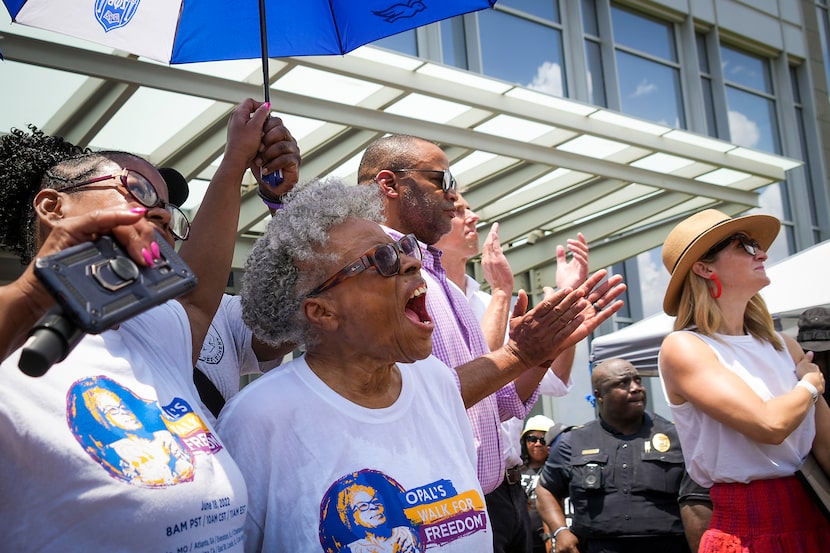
[539,370,573,397]
[496,380,539,422]
[538,431,573,498]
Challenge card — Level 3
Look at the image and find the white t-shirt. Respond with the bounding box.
[659,331,815,487]
[0,302,248,552]
[197,294,282,424]
[216,354,493,553]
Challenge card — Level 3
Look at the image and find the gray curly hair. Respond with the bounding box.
[240,177,385,348]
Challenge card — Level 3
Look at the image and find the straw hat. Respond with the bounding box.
[661,209,780,316]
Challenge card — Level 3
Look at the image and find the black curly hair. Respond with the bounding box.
[0,126,108,264]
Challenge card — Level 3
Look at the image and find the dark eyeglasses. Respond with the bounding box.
[390,169,457,193]
[60,168,191,241]
[525,435,547,445]
[706,233,762,258]
[306,234,422,297]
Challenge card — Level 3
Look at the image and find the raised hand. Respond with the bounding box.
[555,232,589,290]
[252,114,301,199]
[481,222,514,295]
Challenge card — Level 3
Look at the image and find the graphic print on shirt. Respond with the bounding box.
[318,469,487,552]
[199,322,225,365]
[67,375,223,487]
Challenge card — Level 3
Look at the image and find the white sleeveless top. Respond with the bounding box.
[658,331,814,487]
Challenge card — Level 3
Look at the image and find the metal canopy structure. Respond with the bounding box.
[0,23,801,293]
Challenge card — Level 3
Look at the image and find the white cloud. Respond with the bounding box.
[632,78,657,98]
[727,109,761,149]
[527,61,564,97]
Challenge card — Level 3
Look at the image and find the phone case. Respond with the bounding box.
[33,232,197,333]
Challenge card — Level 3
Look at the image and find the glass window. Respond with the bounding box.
[611,5,676,60]
[720,45,789,252]
[696,33,718,138]
[585,40,607,107]
[721,45,773,93]
[701,78,718,138]
[478,9,566,96]
[611,262,634,319]
[721,46,780,152]
[696,33,710,73]
[819,2,830,98]
[722,80,779,152]
[441,18,468,69]
[636,249,670,318]
[610,5,685,128]
[791,66,820,236]
[499,0,559,22]
[374,29,418,57]
[582,0,599,36]
[616,51,685,127]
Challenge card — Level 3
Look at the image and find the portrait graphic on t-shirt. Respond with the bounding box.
[67,376,221,487]
[319,469,487,552]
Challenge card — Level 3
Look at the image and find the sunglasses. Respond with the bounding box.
[390,169,457,193]
[706,233,762,258]
[306,233,422,297]
[60,168,191,241]
[525,435,547,445]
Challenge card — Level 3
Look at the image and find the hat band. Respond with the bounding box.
[798,329,830,342]
[671,218,730,274]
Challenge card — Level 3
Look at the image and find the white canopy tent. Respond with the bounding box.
[590,240,830,375]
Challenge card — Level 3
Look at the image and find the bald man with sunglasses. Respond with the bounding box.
[358,134,626,553]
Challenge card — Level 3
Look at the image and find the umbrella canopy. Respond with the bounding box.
[3,0,497,63]
[4,0,496,185]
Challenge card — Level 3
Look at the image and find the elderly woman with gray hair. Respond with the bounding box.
[216,177,493,552]
[216,175,610,552]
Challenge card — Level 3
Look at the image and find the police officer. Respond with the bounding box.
[535,359,693,553]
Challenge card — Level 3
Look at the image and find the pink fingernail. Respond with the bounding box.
[141,248,154,266]
[263,102,271,110]
[131,206,147,214]
[150,241,161,261]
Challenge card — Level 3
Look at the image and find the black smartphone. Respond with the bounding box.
[33,231,197,334]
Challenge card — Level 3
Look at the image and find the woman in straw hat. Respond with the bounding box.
[658,209,830,551]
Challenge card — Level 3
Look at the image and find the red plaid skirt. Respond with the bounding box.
[701,475,830,552]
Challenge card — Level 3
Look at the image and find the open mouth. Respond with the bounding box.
[405,284,432,326]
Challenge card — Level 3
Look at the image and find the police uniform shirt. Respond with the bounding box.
[538,412,686,539]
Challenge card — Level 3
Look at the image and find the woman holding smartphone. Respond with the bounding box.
[0,99,299,551]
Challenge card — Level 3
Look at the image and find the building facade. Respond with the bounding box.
[372,0,830,421]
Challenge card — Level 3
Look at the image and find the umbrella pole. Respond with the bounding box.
[259,0,270,103]
[257,0,284,186]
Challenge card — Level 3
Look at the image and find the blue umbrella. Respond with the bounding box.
[3,0,497,102]
[4,0,496,184]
